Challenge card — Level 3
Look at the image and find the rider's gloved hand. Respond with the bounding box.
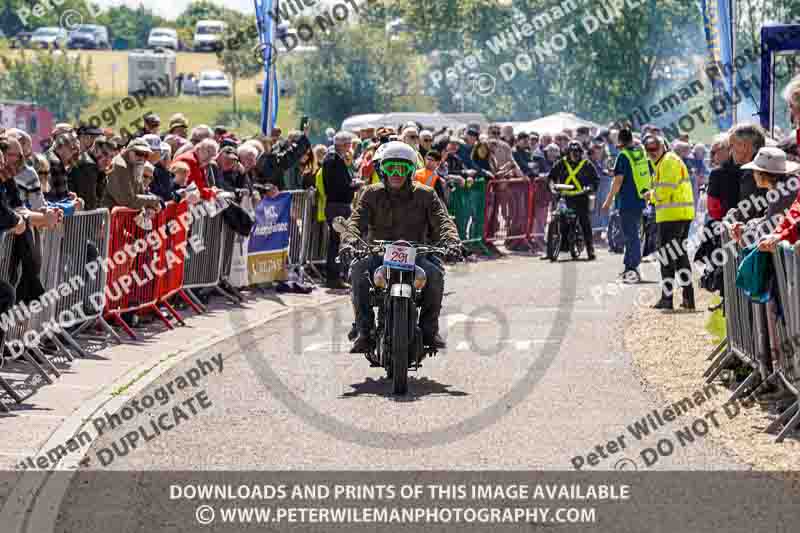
[339,245,356,266]
[445,243,464,262]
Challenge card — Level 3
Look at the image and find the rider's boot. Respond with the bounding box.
[423,331,447,349]
[350,331,375,353]
[586,243,596,261]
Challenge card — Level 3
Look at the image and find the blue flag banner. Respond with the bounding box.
[254,0,279,134]
[248,192,291,284]
[700,0,735,130]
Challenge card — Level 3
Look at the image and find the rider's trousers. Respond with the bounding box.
[565,195,594,252]
[350,255,445,337]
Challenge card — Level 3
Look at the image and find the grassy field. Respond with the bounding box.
[81,94,298,138]
[2,48,288,136]
[0,50,264,97]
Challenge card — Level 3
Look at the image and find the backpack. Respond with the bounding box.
[607,210,624,254]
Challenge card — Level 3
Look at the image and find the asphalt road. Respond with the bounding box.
[74,249,743,471]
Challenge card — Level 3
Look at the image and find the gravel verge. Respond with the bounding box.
[624,287,800,470]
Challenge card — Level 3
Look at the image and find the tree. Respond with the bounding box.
[1,0,95,35]
[0,49,96,121]
[175,0,242,32]
[736,0,800,55]
[390,0,512,53]
[216,21,262,116]
[294,26,416,130]
[95,5,168,49]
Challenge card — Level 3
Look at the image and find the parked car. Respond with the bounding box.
[147,28,179,50]
[256,78,296,96]
[9,32,32,49]
[193,20,226,52]
[29,27,68,49]
[197,70,231,97]
[67,25,110,49]
[182,74,198,95]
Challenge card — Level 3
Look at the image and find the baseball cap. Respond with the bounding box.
[127,138,153,154]
[642,133,660,145]
[220,135,240,149]
[51,123,74,138]
[219,146,238,157]
[143,112,161,125]
[109,136,125,150]
[141,134,162,152]
[76,123,103,136]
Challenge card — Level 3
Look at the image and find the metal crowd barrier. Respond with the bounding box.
[704,233,769,399]
[763,243,800,441]
[303,190,328,280]
[54,209,116,351]
[484,178,534,249]
[0,228,62,398]
[105,206,169,337]
[448,179,487,247]
[181,197,241,304]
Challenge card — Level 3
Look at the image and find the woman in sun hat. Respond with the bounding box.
[739,146,800,252]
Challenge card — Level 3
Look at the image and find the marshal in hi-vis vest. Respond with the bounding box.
[415,168,440,189]
[620,147,652,199]
[561,158,587,196]
[652,152,694,223]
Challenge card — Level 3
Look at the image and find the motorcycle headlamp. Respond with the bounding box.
[373,266,387,288]
[414,265,427,290]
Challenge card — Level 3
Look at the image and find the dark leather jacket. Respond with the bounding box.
[344,181,459,247]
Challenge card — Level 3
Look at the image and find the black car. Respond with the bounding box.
[67,25,110,50]
[9,32,32,49]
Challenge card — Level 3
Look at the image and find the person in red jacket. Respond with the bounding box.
[174,138,219,190]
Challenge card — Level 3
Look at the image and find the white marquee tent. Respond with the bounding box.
[514,112,603,135]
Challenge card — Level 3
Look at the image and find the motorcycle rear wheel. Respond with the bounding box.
[391,298,409,395]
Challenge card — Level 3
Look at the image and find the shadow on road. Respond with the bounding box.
[340,376,469,402]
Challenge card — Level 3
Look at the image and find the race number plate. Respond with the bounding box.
[383,244,416,271]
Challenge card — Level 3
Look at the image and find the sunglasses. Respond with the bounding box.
[406,135,419,140]
[380,160,416,177]
[489,130,500,135]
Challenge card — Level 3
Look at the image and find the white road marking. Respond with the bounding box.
[443,313,491,328]
[304,342,351,353]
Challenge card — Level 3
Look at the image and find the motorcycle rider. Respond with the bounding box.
[340,141,462,353]
[546,140,599,260]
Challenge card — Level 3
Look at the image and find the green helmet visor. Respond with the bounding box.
[380,159,416,178]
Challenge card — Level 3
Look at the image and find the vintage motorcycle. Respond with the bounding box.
[545,183,589,261]
[332,217,448,395]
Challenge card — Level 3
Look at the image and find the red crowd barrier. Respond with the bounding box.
[103,201,200,339]
[484,178,535,248]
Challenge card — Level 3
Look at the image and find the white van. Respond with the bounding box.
[193,20,226,52]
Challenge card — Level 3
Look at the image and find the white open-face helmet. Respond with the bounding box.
[374,140,417,165]
[373,141,418,184]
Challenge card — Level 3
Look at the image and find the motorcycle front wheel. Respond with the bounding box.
[391,298,409,395]
[546,218,561,262]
